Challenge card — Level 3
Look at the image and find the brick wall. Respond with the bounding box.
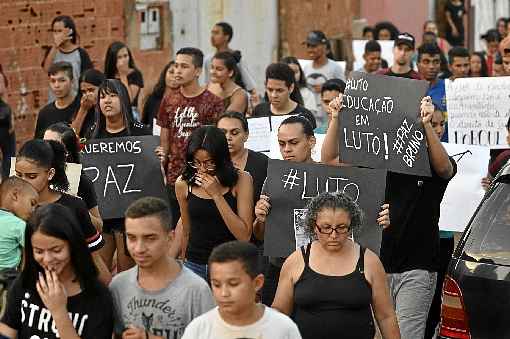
[1,0,171,147]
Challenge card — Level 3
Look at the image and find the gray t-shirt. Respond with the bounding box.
[202,52,256,91]
[48,49,82,102]
[109,263,215,339]
[182,306,302,339]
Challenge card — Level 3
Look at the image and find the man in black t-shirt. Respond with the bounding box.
[253,63,316,129]
[34,61,80,138]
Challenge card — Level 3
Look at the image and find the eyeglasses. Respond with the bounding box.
[315,224,350,235]
[188,160,215,171]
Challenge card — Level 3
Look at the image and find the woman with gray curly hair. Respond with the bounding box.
[272,192,400,339]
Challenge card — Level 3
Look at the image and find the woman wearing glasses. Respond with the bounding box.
[272,192,400,339]
[175,125,254,280]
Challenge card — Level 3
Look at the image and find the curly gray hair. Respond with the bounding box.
[303,192,363,238]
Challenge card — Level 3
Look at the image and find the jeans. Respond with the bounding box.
[184,260,208,281]
[388,269,437,339]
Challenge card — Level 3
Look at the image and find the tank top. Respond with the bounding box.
[186,188,238,264]
[292,243,375,339]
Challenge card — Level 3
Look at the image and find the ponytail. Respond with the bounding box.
[46,140,69,192]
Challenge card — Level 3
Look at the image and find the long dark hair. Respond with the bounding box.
[182,126,238,188]
[51,15,78,44]
[21,203,99,294]
[18,139,69,192]
[46,123,81,164]
[469,51,489,77]
[142,61,175,125]
[212,51,245,89]
[264,62,304,105]
[90,79,134,139]
[104,41,139,78]
[280,56,307,89]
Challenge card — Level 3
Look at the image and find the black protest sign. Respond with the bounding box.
[263,159,387,258]
[339,71,431,176]
[81,136,168,219]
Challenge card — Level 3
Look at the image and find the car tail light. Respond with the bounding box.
[439,276,471,339]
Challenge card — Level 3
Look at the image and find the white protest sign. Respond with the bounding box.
[245,117,271,152]
[439,143,490,232]
[446,77,510,148]
[10,157,82,196]
[269,132,325,162]
[352,40,395,72]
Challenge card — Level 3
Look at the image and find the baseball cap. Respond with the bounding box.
[394,32,415,49]
[304,30,328,46]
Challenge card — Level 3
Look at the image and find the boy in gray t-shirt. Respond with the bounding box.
[110,197,215,339]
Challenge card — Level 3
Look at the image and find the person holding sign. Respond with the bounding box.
[0,203,114,339]
[174,126,254,280]
[322,94,456,339]
[89,79,151,273]
[272,192,400,339]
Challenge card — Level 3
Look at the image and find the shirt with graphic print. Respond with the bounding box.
[157,89,224,185]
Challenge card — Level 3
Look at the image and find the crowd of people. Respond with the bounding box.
[0,4,510,338]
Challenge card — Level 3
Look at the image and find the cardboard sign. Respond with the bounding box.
[80,136,168,219]
[439,143,490,232]
[264,159,387,257]
[446,77,510,148]
[352,40,395,72]
[339,71,431,176]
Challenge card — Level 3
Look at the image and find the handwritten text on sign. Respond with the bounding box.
[446,77,510,148]
[264,159,387,258]
[81,136,168,219]
[339,72,431,176]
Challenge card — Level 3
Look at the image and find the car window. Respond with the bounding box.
[463,182,510,266]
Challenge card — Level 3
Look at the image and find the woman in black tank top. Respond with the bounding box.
[272,192,400,339]
[175,126,254,280]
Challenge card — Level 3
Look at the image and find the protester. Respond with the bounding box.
[203,22,260,107]
[174,126,254,280]
[110,197,214,339]
[500,36,510,75]
[253,63,315,128]
[357,40,382,74]
[0,65,15,180]
[281,56,317,114]
[481,29,501,76]
[363,26,375,40]
[0,177,38,277]
[377,33,421,79]
[469,51,489,77]
[104,41,144,120]
[42,15,93,102]
[89,79,151,272]
[374,21,399,40]
[0,203,114,339]
[272,192,400,339]
[34,62,80,138]
[444,0,466,46]
[316,78,345,134]
[207,51,249,114]
[322,95,456,338]
[216,112,268,204]
[423,20,451,54]
[43,122,102,230]
[182,241,302,339]
[142,61,179,129]
[157,47,224,230]
[448,46,470,79]
[492,51,504,76]
[69,69,106,138]
[496,17,508,38]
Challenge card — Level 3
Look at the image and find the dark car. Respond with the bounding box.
[439,164,510,339]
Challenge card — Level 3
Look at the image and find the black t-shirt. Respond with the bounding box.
[252,102,316,129]
[34,96,81,138]
[79,108,97,139]
[380,158,457,273]
[56,193,103,252]
[0,99,12,129]
[77,173,98,210]
[445,1,465,35]
[141,94,163,127]
[127,70,144,106]
[245,149,268,203]
[2,277,114,339]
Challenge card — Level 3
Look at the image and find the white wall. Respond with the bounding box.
[472,0,510,51]
[168,0,278,94]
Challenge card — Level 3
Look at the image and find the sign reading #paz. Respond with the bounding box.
[81,136,168,219]
[339,71,431,176]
